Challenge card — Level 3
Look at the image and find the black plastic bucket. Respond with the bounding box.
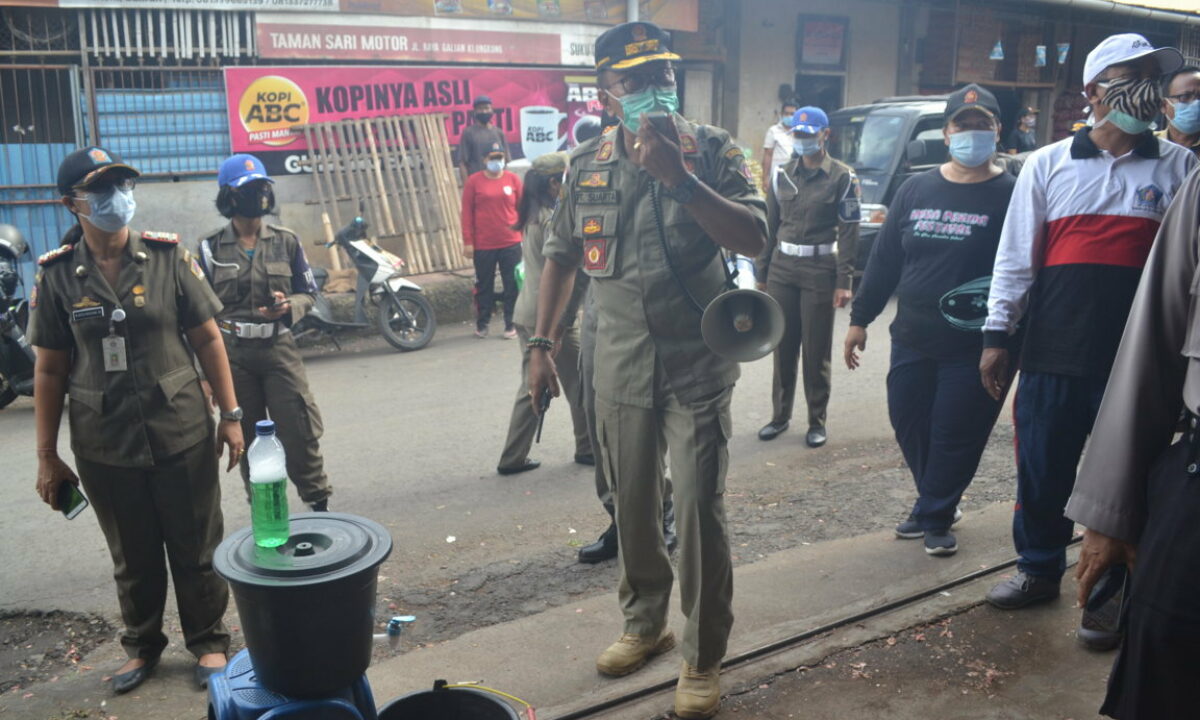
[213,512,392,698]
[378,685,520,720]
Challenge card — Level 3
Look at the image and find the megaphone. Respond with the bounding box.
[701,255,784,362]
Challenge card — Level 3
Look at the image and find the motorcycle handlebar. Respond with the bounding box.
[330,216,368,247]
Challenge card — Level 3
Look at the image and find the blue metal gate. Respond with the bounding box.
[0,64,81,298]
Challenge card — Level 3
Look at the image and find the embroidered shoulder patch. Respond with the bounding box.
[596,141,614,162]
[680,134,698,154]
[578,171,611,188]
[584,237,608,270]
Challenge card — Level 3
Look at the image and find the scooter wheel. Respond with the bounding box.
[379,290,436,351]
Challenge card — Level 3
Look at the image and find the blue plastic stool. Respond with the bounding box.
[208,649,378,720]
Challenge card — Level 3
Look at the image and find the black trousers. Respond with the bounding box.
[473,244,522,330]
[1101,437,1200,718]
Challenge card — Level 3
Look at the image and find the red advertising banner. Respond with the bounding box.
[257,22,560,64]
[225,65,600,174]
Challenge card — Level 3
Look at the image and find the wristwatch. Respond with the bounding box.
[220,406,244,422]
[662,173,701,204]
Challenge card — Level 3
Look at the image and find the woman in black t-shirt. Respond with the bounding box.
[843,84,1017,558]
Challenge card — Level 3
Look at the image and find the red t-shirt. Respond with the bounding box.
[461,170,522,250]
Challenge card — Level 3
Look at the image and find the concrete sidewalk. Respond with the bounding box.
[1,501,1113,719]
[363,501,1110,719]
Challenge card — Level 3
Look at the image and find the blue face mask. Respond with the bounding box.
[793,137,822,156]
[1170,100,1200,135]
[1096,109,1154,136]
[618,86,680,133]
[486,159,505,173]
[948,130,995,167]
[781,115,795,129]
[82,187,136,232]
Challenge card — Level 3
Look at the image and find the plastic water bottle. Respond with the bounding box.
[248,420,289,548]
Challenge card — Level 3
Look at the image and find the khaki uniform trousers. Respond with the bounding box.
[595,372,734,670]
[767,254,837,430]
[76,436,230,661]
[225,332,331,504]
[499,324,591,469]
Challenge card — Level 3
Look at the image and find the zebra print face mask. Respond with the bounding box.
[1099,75,1162,121]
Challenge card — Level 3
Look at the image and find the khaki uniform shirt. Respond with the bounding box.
[1155,127,1200,158]
[513,205,589,330]
[198,223,316,327]
[543,117,768,408]
[28,231,221,467]
[759,153,862,290]
[1066,168,1200,543]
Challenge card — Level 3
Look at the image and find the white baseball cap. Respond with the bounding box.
[1083,33,1183,86]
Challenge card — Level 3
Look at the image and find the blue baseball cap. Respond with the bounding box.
[218,154,272,188]
[791,107,829,135]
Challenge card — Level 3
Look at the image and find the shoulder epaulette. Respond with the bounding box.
[141,231,180,245]
[38,244,75,266]
[570,134,604,161]
[267,224,298,238]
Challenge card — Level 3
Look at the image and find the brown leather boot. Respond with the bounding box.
[595,630,676,676]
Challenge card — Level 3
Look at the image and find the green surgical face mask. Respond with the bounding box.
[618,86,679,133]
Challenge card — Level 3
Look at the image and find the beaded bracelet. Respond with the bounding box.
[526,336,555,351]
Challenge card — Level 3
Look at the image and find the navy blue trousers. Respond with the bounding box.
[1012,371,1107,580]
[887,341,1003,532]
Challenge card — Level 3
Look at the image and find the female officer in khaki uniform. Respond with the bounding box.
[31,146,244,693]
[198,155,331,510]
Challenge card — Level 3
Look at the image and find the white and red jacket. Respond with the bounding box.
[984,128,1197,377]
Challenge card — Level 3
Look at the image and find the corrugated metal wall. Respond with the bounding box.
[86,68,231,176]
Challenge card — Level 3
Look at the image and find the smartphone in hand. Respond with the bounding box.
[57,481,88,520]
[645,111,677,142]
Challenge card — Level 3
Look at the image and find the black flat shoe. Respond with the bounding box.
[758,421,789,441]
[497,459,541,476]
[112,657,158,694]
[578,523,618,564]
[574,454,596,466]
[194,662,226,690]
[805,427,827,448]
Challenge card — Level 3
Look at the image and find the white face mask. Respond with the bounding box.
[486,159,505,173]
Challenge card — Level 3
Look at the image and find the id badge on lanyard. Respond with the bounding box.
[102,308,128,373]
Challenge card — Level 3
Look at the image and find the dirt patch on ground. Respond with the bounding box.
[372,426,1018,654]
[0,611,114,694]
[697,599,1110,720]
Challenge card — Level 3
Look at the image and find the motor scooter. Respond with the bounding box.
[292,216,436,352]
[0,224,35,409]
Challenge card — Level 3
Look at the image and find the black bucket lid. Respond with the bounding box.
[215,512,393,588]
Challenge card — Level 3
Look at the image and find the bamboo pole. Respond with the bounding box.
[420,114,459,272]
[299,125,341,270]
[360,118,396,236]
[337,120,378,236]
[427,113,467,270]
[389,115,434,273]
[376,117,424,275]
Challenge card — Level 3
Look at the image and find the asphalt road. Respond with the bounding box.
[0,304,912,618]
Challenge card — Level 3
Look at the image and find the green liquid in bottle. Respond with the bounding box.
[251,477,290,548]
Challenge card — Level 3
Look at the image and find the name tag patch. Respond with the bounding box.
[578,190,619,205]
[71,306,105,322]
